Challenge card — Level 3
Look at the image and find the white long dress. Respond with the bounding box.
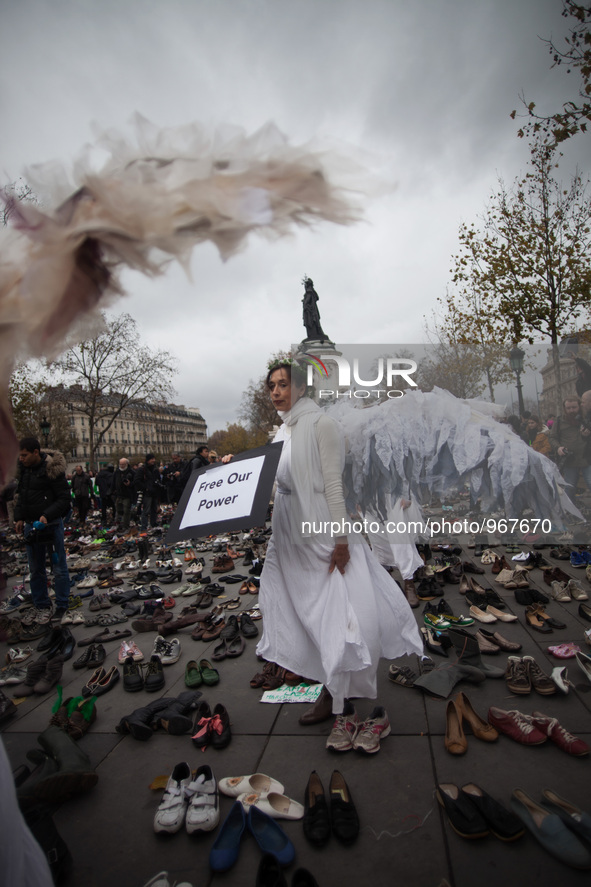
[256,399,422,713]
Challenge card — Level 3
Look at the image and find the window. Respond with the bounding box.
[71,448,77,457]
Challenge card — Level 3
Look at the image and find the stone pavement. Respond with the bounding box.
[2,540,591,887]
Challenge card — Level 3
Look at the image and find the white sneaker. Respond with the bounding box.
[185,765,219,834]
[154,762,192,834]
[152,636,181,665]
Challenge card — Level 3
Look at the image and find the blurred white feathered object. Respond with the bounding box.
[0,116,374,479]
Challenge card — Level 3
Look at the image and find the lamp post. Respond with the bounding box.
[509,346,525,417]
[39,415,51,447]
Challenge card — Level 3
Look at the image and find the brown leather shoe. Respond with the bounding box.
[475,630,501,654]
[455,691,498,742]
[444,699,468,754]
[299,685,333,725]
[403,580,419,609]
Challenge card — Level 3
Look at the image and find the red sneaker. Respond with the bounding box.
[531,712,590,757]
[487,707,547,745]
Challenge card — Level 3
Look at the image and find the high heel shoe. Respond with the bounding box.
[455,691,498,742]
[444,699,468,755]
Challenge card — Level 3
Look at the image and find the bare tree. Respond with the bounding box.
[8,363,78,455]
[52,313,177,469]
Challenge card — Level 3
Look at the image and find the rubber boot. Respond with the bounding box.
[446,627,505,678]
[413,662,486,698]
[116,697,174,740]
[153,690,203,734]
[18,726,97,806]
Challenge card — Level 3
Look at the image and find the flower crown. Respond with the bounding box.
[267,357,297,371]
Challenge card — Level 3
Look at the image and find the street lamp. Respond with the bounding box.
[39,415,51,447]
[509,346,525,416]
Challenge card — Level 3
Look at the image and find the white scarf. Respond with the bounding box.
[277,396,326,539]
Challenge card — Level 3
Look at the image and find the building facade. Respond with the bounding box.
[45,385,207,471]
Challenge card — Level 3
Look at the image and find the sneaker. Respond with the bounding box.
[388,665,416,688]
[0,665,27,685]
[487,707,547,745]
[0,593,27,614]
[123,655,144,692]
[152,635,181,665]
[550,580,570,602]
[352,706,391,754]
[144,655,165,692]
[522,655,556,695]
[185,765,220,834]
[34,606,54,625]
[505,656,531,695]
[326,701,361,752]
[531,712,590,756]
[153,762,192,834]
[567,579,589,602]
[5,646,34,664]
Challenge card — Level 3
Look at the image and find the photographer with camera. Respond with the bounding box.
[549,396,591,493]
[134,453,161,532]
[14,437,72,623]
[163,453,186,506]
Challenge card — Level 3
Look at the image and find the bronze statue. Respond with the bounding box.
[302,277,328,341]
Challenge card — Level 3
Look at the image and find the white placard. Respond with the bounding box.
[179,455,266,530]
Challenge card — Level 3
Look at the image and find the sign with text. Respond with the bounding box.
[165,443,283,543]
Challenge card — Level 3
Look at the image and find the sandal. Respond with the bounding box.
[262,666,287,691]
[250,661,276,688]
[224,597,241,610]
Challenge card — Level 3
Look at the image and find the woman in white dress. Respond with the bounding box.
[256,359,422,750]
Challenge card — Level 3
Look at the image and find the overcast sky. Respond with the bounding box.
[2,0,587,437]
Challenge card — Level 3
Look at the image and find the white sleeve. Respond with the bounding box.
[315,416,349,532]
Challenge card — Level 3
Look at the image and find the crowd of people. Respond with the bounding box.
[0,444,220,534]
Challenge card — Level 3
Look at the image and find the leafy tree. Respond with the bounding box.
[511,2,591,147]
[51,313,177,469]
[208,424,268,456]
[8,363,78,455]
[449,142,591,408]
[429,293,515,402]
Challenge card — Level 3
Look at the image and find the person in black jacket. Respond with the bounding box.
[71,465,93,525]
[163,453,186,505]
[14,437,72,622]
[95,464,115,525]
[134,453,161,531]
[179,445,210,492]
[112,458,134,530]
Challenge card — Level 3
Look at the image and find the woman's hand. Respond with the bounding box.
[329,542,350,575]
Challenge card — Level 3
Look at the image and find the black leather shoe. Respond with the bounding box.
[329,771,359,844]
[256,853,287,887]
[88,644,106,668]
[73,645,95,670]
[303,771,331,846]
[239,612,259,638]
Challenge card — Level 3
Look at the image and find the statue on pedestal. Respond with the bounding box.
[302,277,328,341]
